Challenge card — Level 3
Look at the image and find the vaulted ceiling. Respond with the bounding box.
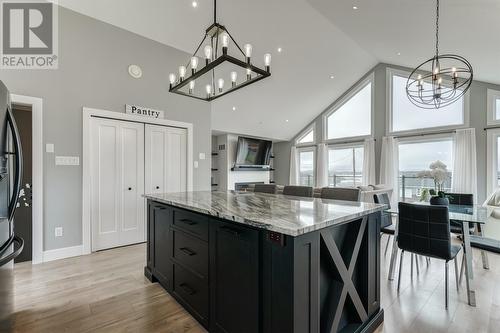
[56,0,499,141]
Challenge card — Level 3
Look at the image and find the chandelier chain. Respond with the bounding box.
[435,0,439,56]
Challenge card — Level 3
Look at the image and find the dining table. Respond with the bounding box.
[385,202,493,307]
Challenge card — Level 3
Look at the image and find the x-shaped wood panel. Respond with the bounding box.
[321,217,368,333]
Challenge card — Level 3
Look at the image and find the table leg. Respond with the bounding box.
[475,223,490,270]
[462,221,476,307]
[388,215,399,281]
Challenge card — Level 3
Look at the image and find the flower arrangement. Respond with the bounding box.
[417,160,451,205]
[417,160,449,193]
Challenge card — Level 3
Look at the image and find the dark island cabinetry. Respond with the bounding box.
[144,197,384,333]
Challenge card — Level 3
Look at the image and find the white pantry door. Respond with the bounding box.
[90,118,145,251]
[145,124,187,194]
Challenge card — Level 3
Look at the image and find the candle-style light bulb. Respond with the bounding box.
[179,66,186,81]
[169,73,176,88]
[246,68,252,81]
[189,80,195,94]
[218,78,224,93]
[221,33,229,54]
[204,45,212,65]
[191,56,199,74]
[231,71,237,87]
[244,44,253,64]
[205,84,212,98]
[264,53,271,73]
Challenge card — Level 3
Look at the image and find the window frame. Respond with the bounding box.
[323,73,374,143]
[295,123,316,146]
[397,133,454,200]
[297,146,316,187]
[386,67,470,136]
[327,142,364,188]
[486,128,500,196]
[487,89,500,126]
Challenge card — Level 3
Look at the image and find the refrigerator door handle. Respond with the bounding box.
[0,234,24,267]
[6,108,23,222]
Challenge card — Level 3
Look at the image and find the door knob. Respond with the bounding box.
[128,187,132,191]
[156,186,160,190]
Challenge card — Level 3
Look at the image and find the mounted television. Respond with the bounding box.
[235,136,272,167]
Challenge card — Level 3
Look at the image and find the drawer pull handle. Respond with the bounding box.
[179,283,196,295]
[220,226,241,238]
[179,247,196,256]
[179,218,197,226]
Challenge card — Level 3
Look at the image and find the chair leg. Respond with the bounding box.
[454,257,460,292]
[416,255,420,275]
[426,257,430,266]
[459,253,465,285]
[411,253,414,279]
[445,261,449,309]
[384,235,391,256]
[398,250,405,292]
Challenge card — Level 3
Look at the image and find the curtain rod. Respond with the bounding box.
[484,126,500,131]
[394,130,456,139]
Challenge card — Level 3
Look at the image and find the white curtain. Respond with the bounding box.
[316,143,329,188]
[362,138,376,186]
[380,136,399,208]
[452,128,477,202]
[289,146,299,185]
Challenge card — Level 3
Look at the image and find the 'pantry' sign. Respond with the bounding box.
[125,104,164,119]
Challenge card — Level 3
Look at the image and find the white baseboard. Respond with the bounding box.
[43,245,84,263]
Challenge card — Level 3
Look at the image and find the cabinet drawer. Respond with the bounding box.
[172,209,209,240]
[173,264,209,324]
[173,230,208,277]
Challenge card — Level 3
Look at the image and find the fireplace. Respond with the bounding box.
[235,182,265,191]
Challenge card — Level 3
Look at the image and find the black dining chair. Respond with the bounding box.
[320,187,360,202]
[397,202,461,309]
[253,184,278,194]
[282,185,313,197]
[444,192,474,234]
[373,193,395,255]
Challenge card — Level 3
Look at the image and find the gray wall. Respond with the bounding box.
[0,8,211,251]
[274,63,498,204]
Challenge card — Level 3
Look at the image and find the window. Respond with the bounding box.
[328,145,364,187]
[486,129,500,195]
[389,71,467,133]
[487,89,500,126]
[297,127,314,145]
[325,77,372,140]
[298,148,315,186]
[398,138,453,201]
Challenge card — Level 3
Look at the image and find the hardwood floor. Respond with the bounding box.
[1,240,499,332]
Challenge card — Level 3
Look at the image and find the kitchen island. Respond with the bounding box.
[144,191,385,333]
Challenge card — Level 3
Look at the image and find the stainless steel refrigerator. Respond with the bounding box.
[0,80,24,268]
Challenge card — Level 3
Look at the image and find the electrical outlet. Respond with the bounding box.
[194,161,199,168]
[46,143,54,153]
[55,227,63,237]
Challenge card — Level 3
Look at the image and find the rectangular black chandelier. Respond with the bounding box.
[168,2,272,102]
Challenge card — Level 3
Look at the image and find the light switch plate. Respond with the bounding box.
[55,156,80,166]
[199,153,206,160]
[55,227,63,237]
[46,143,54,153]
[194,161,199,168]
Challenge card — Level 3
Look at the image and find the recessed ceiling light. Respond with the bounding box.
[277,47,282,53]
[329,75,335,79]
[192,1,198,8]
[232,106,236,111]
[285,119,289,122]
[353,6,358,10]
[397,52,401,56]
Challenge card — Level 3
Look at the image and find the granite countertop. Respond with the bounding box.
[144,191,386,237]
